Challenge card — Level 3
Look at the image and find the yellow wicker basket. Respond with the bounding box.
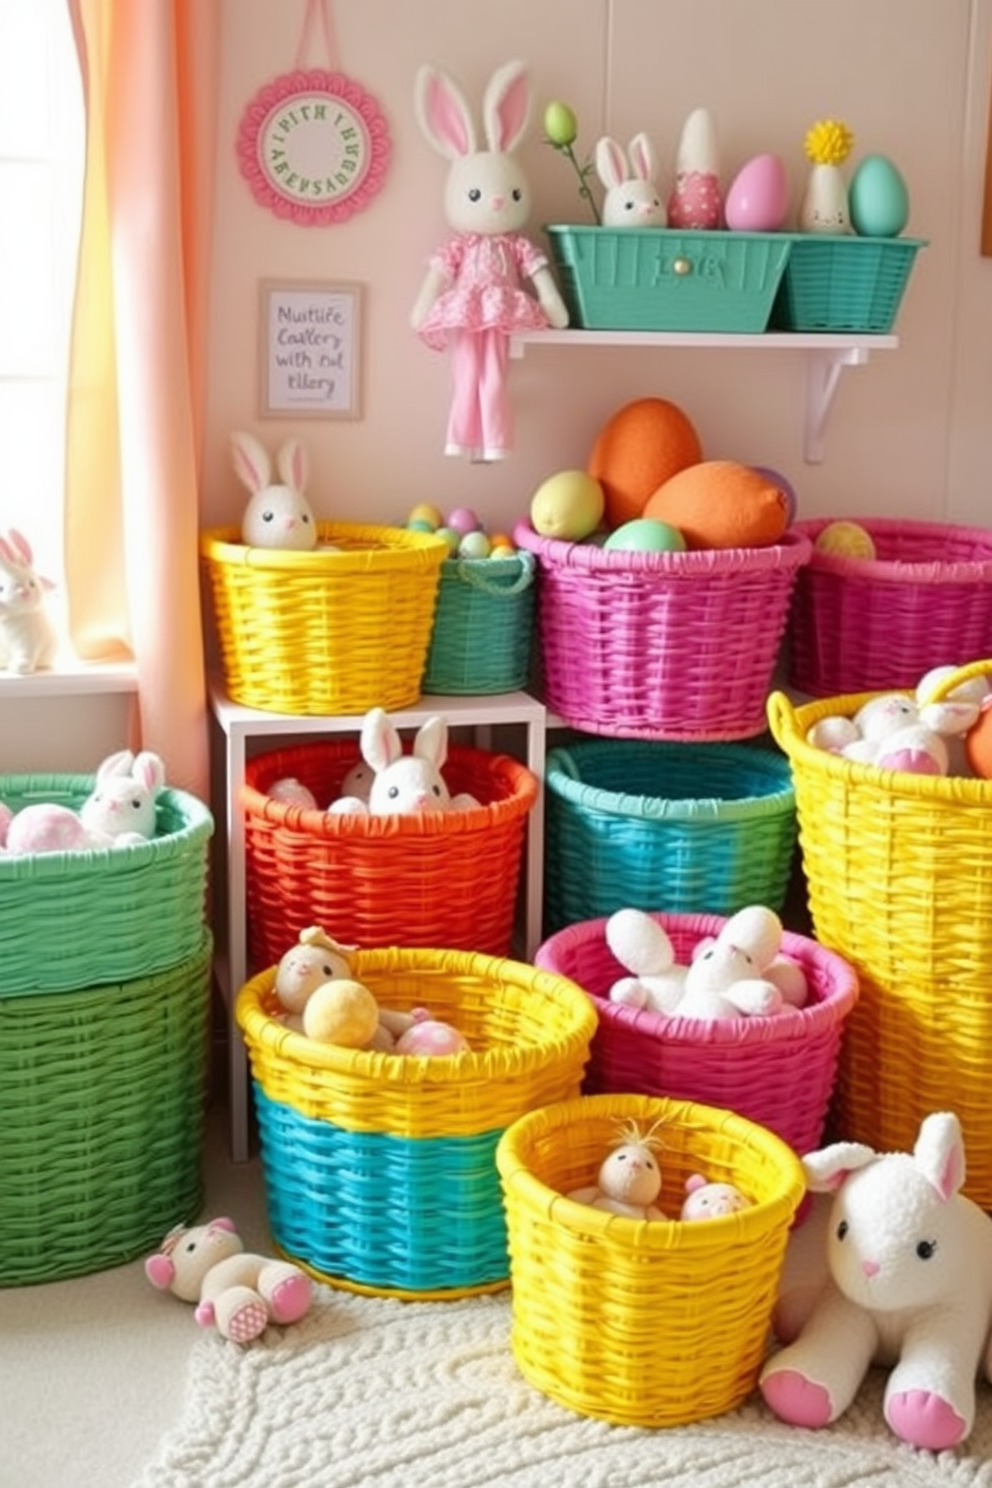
[200,523,448,715]
[496,1093,805,1427]
[767,660,992,1203]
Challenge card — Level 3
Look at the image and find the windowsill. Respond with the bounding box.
[0,656,138,698]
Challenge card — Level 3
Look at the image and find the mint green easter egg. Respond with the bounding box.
[604,518,687,553]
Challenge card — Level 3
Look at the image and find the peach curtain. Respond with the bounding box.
[64,0,219,798]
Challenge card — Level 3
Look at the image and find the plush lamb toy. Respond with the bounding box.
[0,749,165,854]
[606,906,807,1019]
[566,1119,667,1220]
[328,708,480,816]
[759,1112,992,1451]
[145,1216,313,1344]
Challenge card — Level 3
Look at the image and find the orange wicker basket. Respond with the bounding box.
[242,740,539,964]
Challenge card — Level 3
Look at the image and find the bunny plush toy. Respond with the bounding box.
[595,133,667,228]
[328,707,480,816]
[0,528,57,675]
[411,59,569,462]
[231,430,318,551]
[0,748,165,854]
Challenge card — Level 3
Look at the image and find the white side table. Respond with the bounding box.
[208,678,548,1161]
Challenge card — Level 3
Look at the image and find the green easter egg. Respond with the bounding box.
[604,518,687,553]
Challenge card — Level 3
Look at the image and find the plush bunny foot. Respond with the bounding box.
[267,1272,312,1325]
[885,1390,967,1451]
[760,1368,834,1428]
[221,1299,269,1344]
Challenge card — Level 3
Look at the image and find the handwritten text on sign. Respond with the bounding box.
[261,281,361,418]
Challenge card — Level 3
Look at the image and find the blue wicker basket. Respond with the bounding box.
[543,739,797,935]
[771,235,927,333]
[421,552,536,695]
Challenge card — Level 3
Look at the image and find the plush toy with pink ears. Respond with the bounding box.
[760,1111,992,1451]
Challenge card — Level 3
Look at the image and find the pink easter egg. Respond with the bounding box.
[667,171,723,230]
[446,507,481,535]
[724,154,790,232]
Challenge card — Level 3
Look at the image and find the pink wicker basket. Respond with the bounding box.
[535,911,859,1157]
[788,517,992,697]
[513,521,812,739]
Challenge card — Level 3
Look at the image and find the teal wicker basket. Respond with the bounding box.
[421,552,536,695]
[544,225,793,333]
[0,773,214,995]
[0,932,212,1285]
[543,738,797,935]
[771,235,927,333]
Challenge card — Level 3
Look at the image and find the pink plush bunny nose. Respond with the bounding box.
[862,1259,880,1278]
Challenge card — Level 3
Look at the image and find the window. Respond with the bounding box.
[0,0,83,593]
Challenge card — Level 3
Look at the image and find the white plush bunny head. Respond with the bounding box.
[79,749,166,842]
[804,1113,980,1315]
[414,59,536,236]
[363,708,453,815]
[232,430,317,551]
[595,133,667,228]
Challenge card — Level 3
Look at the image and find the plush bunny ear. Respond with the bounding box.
[96,749,137,783]
[361,708,404,774]
[483,59,531,154]
[914,1111,965,1201]
[414,64,477,159]
[276,438,308,492]
[412,715,448,770]
[231,431,271,494]
[802,1139,877,1193]
[627,132,657,182]
[595,136,628,190]
[132,751,166,795]
[2,529,34,567]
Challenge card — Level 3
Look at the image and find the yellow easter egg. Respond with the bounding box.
[814,520,877,560]
[530,470,605,541]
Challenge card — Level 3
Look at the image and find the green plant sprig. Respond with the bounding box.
[543,100,602,226]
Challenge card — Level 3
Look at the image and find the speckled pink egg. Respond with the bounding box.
[724,154,790,232]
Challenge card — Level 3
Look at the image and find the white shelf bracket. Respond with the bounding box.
[804,347,869,464]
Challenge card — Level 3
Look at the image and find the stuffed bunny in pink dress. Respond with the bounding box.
[411,59,569,462]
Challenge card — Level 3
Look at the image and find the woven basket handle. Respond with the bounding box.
[918,658,992,705]
[765,690,796,749]
[454,550,535,597]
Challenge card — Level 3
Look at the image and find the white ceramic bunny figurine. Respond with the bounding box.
[231,430,318,550]
[595,133,667,227]
[328,708,479,816]
[411,58,569,462]
[0,528,57,674]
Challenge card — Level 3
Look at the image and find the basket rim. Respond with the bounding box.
[242,741,539,837]
[544,739,795,821]
[495,1091,806,1245]
[544,222,800,246]
[0,777,213,879]
[793,516,992,582]
[235,948,599,1083]
[200,522,449,573]
[513,519,812,575]
[534,911,859,1045]
[767,683,992,803]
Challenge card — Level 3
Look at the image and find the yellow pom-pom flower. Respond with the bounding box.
[804,119,854,167]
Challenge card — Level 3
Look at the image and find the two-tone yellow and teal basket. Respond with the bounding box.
[236,947,597,1298]
[496,1092,805,1427]
[768,659,992,1205]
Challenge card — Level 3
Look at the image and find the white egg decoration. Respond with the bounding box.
[849,154,910,237]
[724,154,790,232]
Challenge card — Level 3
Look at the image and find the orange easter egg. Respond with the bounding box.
[643,461,790,550]
[587,397,703,531]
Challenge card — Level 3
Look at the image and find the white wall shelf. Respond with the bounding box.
[510,330,899,464]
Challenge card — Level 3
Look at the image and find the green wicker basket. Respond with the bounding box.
[0,773,214,995]
[421,552,537,695]
[544,225,793,333]
[771,235,927,333]
[0,932,212,1285]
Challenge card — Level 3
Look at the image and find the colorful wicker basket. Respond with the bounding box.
[787,517,992,696]
[0,774,214,995]
[235,948,597,1298]
[543,738,798,935]
[535,912,859,1157]
[242,741,539,966]
[771,235,926,334]
[496,1092,806,1427]
[513,519,811,739]
[200,523,447,715]
[0,932,212,1285]
[768,662,992,1204]
[421,552,537,695]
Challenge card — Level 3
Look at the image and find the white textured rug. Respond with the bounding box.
[131,1288,992,1488]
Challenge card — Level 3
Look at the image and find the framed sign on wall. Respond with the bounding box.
[258,279,363,419]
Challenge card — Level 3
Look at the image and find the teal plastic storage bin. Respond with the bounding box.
[544,225,792,333]
[422,552,536,695]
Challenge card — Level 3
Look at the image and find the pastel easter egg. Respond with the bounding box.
[603,518,687,553]
[849,154,910,238]
[724,154,790,232]
[446,507,481,534]
[459,530,492,559]
[530,470,605,541]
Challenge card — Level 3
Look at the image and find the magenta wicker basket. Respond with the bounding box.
[788,517,992,696]
[513,521,812,739]
[535,911,859,1157]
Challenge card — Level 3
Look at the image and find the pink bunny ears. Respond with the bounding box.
[414,59,533,159]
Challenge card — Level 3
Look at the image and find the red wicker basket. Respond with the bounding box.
[788,517,992,697]
[514,520,812,739]
[242,741,538,966]
[535,911,859,1157]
